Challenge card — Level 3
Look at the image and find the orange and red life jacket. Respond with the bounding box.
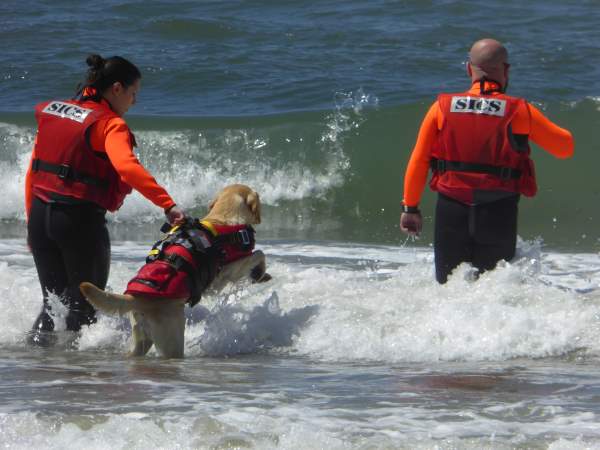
[125,220,256,305]
[429,90,537,204]
[30,99,133,211]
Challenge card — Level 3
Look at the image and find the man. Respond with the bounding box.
[400,38,574,283]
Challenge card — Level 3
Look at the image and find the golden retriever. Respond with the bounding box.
[80,184,270,358]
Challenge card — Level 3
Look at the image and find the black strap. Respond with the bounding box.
[430,158,521,180]
[163,253,206,306]
[186,227,215,254]
[217,226,255,251]
[31,158,109,188]
[146,220,253,307]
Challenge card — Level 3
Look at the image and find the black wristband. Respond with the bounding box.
[402,205,420,214]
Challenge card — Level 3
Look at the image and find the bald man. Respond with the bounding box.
[400,38,574,283]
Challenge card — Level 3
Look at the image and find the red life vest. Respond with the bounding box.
[429,91,537,204]
[30,99,133,211]
[125,220,256,305]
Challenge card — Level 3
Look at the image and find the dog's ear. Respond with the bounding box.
[246,191,261,224]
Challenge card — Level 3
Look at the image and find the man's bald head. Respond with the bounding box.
[467,38,510,88]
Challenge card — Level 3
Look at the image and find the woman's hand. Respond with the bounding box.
[165,205,186,225]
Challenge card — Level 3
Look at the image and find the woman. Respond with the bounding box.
[25,54,185,344]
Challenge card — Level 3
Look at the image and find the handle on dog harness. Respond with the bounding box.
[144,219,256,307]
[147,219,225,306]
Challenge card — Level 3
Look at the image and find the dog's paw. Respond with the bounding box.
[250,264,271,283]
[256,272,272,283]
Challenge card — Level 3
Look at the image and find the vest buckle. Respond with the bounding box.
[239,229,251,246]
[57,164,72,180]
[436,159,447,173]
[499,167,512,180]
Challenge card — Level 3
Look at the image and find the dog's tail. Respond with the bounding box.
[79,282,140,315]
[80,282,188,315]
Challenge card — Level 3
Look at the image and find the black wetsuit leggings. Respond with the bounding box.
[434,194,519,284]
[28,196,110,332]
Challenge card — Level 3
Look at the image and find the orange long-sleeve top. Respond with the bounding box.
[25,100,176,218]
[402,82,574,207]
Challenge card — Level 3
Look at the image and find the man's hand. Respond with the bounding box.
[165,205,186,225]
[400,212,422,236]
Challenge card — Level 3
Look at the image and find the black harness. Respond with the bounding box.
[141,218,255,306]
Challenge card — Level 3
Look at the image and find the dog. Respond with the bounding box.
[80,184,270,358]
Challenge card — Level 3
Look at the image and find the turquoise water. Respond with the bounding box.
[1,1,599,249]
[2,99,598,250]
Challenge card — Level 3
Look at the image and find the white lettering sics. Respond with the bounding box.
[42,101,93,123]
[450,96,506,117]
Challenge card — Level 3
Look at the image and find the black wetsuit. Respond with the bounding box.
[27,196,110,334]
[433,193,519,283]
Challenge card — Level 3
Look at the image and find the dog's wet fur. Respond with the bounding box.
[80,184,270,358]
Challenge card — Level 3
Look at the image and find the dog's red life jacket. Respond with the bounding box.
[124,220,255,305]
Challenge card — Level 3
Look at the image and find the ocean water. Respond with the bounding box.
[1,0,600,448]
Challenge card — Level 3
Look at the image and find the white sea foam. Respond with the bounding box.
[1,408,600,450]
[280,243,600,363]
[0,123,35,220]
[2,239,600,448]
[2,238,599,364]
[0,98,355,222]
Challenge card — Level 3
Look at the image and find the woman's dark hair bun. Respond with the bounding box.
[86,54,106,71]
[76,54,141,100]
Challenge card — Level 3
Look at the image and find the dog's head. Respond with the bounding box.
[205,184,261,225]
